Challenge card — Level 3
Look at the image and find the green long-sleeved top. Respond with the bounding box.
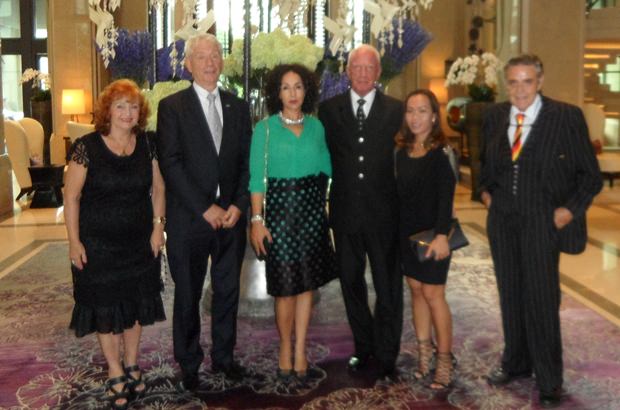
[249,114,332,193]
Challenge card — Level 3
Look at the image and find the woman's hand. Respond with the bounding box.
[250,222,272,257]
[427,234,450,261]
[150,226,166,257]
[69,240,88,270]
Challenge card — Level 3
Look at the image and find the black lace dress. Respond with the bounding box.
[68,131,165,337]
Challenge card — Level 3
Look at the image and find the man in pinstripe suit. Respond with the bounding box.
[479,54,602,408]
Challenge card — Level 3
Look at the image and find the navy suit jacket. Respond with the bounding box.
[156,85,252,237]
[480,96,602,254]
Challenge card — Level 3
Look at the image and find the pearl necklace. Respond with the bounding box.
[279,112,304,125]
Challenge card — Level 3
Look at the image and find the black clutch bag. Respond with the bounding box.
[409,219,469,262]
[255,237,271,261]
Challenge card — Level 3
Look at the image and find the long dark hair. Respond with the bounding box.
[395,89,446,150]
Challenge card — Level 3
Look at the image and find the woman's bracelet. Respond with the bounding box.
[250,214,264,223]
[153,216,167,226]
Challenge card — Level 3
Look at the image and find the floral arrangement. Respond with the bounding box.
[223,28,324,89]
[20,68,51,102]
[142,80,191,130]
[105,29,153,86]
[445,52,501,102]
[378,18,431,84]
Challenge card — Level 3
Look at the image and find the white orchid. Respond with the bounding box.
[445,52,501,88]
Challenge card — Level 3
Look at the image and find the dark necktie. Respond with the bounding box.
[357,98,366,124]
[511,113,525,162]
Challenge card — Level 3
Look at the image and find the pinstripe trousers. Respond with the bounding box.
[487,207,563,392]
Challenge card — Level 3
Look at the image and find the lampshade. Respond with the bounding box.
[61,89,86,116]
[429,78,449,104]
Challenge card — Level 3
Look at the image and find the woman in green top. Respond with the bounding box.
[249,64,336,384]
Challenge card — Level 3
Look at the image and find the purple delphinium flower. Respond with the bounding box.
[378,19,432,83]
[155,39,193,82]
[107,29,153,86]
[320,70,350,102]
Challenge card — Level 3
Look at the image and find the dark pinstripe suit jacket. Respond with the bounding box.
[480,96,603,254]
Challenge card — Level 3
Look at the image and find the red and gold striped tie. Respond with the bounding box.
[511,113,525,162]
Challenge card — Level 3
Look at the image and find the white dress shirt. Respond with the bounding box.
[193,82,224,129]
[508,93,542,147]
[350,88,377,118]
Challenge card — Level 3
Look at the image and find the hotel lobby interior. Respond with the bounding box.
[1,0,619,408]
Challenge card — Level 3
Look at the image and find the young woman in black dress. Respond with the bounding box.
[64,79,166,409]
[395,89,456,389]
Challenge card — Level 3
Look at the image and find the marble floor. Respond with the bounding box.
[1,177,619,329]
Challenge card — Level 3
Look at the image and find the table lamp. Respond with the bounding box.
[62,89,86,122]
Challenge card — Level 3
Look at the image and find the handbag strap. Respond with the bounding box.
[262,120,270,222]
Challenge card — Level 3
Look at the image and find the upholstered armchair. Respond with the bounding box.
[4,120,33,200]
[66,121,95,143]
[17,117,45,162]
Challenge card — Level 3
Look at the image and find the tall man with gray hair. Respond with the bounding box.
[480,54,602,408]
[319,44,404,382]
[157,33,252,391]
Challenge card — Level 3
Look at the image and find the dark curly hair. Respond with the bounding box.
[395,89,446,150]
[94,79,149,136]
[264,64,319,115]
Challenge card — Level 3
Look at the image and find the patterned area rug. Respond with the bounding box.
[1,226,619,409]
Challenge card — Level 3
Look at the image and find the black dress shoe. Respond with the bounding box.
[276,368,293,382]
[176,372,199,393]
[293,366,323,383]
[347,354,370,372]
[539,387,562,408]
[486,367,531,386]
[212,361,248,382]
[377,366,399,384]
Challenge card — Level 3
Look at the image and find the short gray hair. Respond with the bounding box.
[184,33,223,59]
[504,54,544,78]
[348,44,381,67]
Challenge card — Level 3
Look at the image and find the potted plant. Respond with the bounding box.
[20,68,53,165]
[445,53,502,201]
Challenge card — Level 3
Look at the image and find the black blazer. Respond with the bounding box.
[156,85,252,236]
[318,90,403,234]
[480,96,602,254]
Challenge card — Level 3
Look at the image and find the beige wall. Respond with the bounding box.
[49,0,149,138]
[522,0,584,106]
[412,0,467,137]
[49,0,95,137]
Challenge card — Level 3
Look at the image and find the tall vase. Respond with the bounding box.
[30,100,53,165]
[464,101,492,202]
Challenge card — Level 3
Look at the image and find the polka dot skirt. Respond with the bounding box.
[264,173,337,296]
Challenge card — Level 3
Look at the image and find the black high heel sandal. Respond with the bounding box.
[123,363,146,400]
[104,375,129,410]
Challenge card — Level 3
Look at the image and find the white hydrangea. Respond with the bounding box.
[223,28,324,80]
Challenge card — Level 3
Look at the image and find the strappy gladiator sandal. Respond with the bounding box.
[123,363,146,400]
[104,375,129,410]
[429,352,456,390]
[413,339,434,380]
